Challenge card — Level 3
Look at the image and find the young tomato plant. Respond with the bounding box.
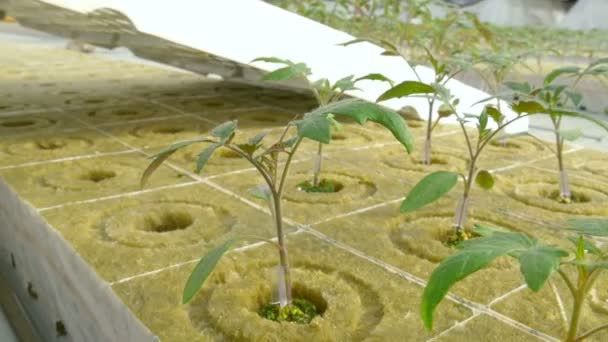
[422,219,608,342]
[251,57,392,191]
[342,37,475,165]
[141,93,413,323]
[399,87,536,239]
[505,59,608,203]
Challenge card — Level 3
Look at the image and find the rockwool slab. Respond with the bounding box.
[4,0,527,133]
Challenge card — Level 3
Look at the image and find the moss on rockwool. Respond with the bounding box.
[41,183,293,283]
[0,152,186,208]
[111,234,472,341]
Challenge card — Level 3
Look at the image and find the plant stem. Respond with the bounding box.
[423,96,436,165]
[566,287,585,342]
[453,159,475,232]
[553,116,571,201]
[271,191,292,305]
[312,142,323,187]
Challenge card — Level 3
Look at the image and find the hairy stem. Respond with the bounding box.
[312,142,323,187]
[566,287,585,342]
[423,96,436,165]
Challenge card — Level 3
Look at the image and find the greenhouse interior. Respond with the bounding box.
[0,0,607,341]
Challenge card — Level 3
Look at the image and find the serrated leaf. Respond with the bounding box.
[568,219,608,237]
[422,232,520,330]
[333,75,357,92]
[511,101,546,114]
[263,63,310,81]
[183,238,237,304]
[519,245,568,291]
[300,99,414,152]
[211,121,237,140]
[400,171,458,213]
[377,81,435,102]
[196,143,220,173]
[544,66,580,86]
[475,170,494,190]
[558,129,582,142]
[355,73,394,86]
[294,112,332,144]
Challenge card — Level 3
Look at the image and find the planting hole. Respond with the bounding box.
[55,321,67,337]
[252,115,278,123]
[27,282,38,300]
[2,120,35,128]
[258,284,326,324]
[546,190,591,204]
[297,179,344,193]
[331,133,348,141]
[489,140,521,149]
[143,211,194,233]
[80,170,116,183]
[153,127,185,134]
[36,139,67,150]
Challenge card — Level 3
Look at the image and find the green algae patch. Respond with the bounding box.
[97,116,216,150]
[312,198,563,305]
[491,271,608,341]
[0,152,186,208]
[297,179,344,193]
[111,233,472,341]
[495,167,608,216]
[0,128,126,167]
[258,298,319,324]
[42,182,293,283]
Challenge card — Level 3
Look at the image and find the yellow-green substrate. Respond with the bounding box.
[112,234,473,341]
[41,183,294,282]
[0,153,187,208]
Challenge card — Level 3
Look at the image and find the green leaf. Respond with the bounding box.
[263,63,310,81]
[543,66,580,86]
[339,38,370,46]
[248,131,268,146]
[485,106,504,124]
[293,112,332,144]
[195,143,220,173]
[478,110,488,131]
[421,228,567,329]
[250,56,292,65]
[558,129,582,142]
[437,104,454,118]
[141,138,212,187]
[422,234,516,330]
[400,171,458,213]
[587,57,608,69]
[519,245,568,291]
[355,73,394,86]
[301,99,414,152]
[504,81,531,94]
[475,170,494,190]
[377,81,435,102]
[248,184,272,202]
[333,75,358,92]
[182,238,237,304]
[565,91,583,107]
[568,219,608,237]
[211,121,237,140]
[511,101,546,115]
